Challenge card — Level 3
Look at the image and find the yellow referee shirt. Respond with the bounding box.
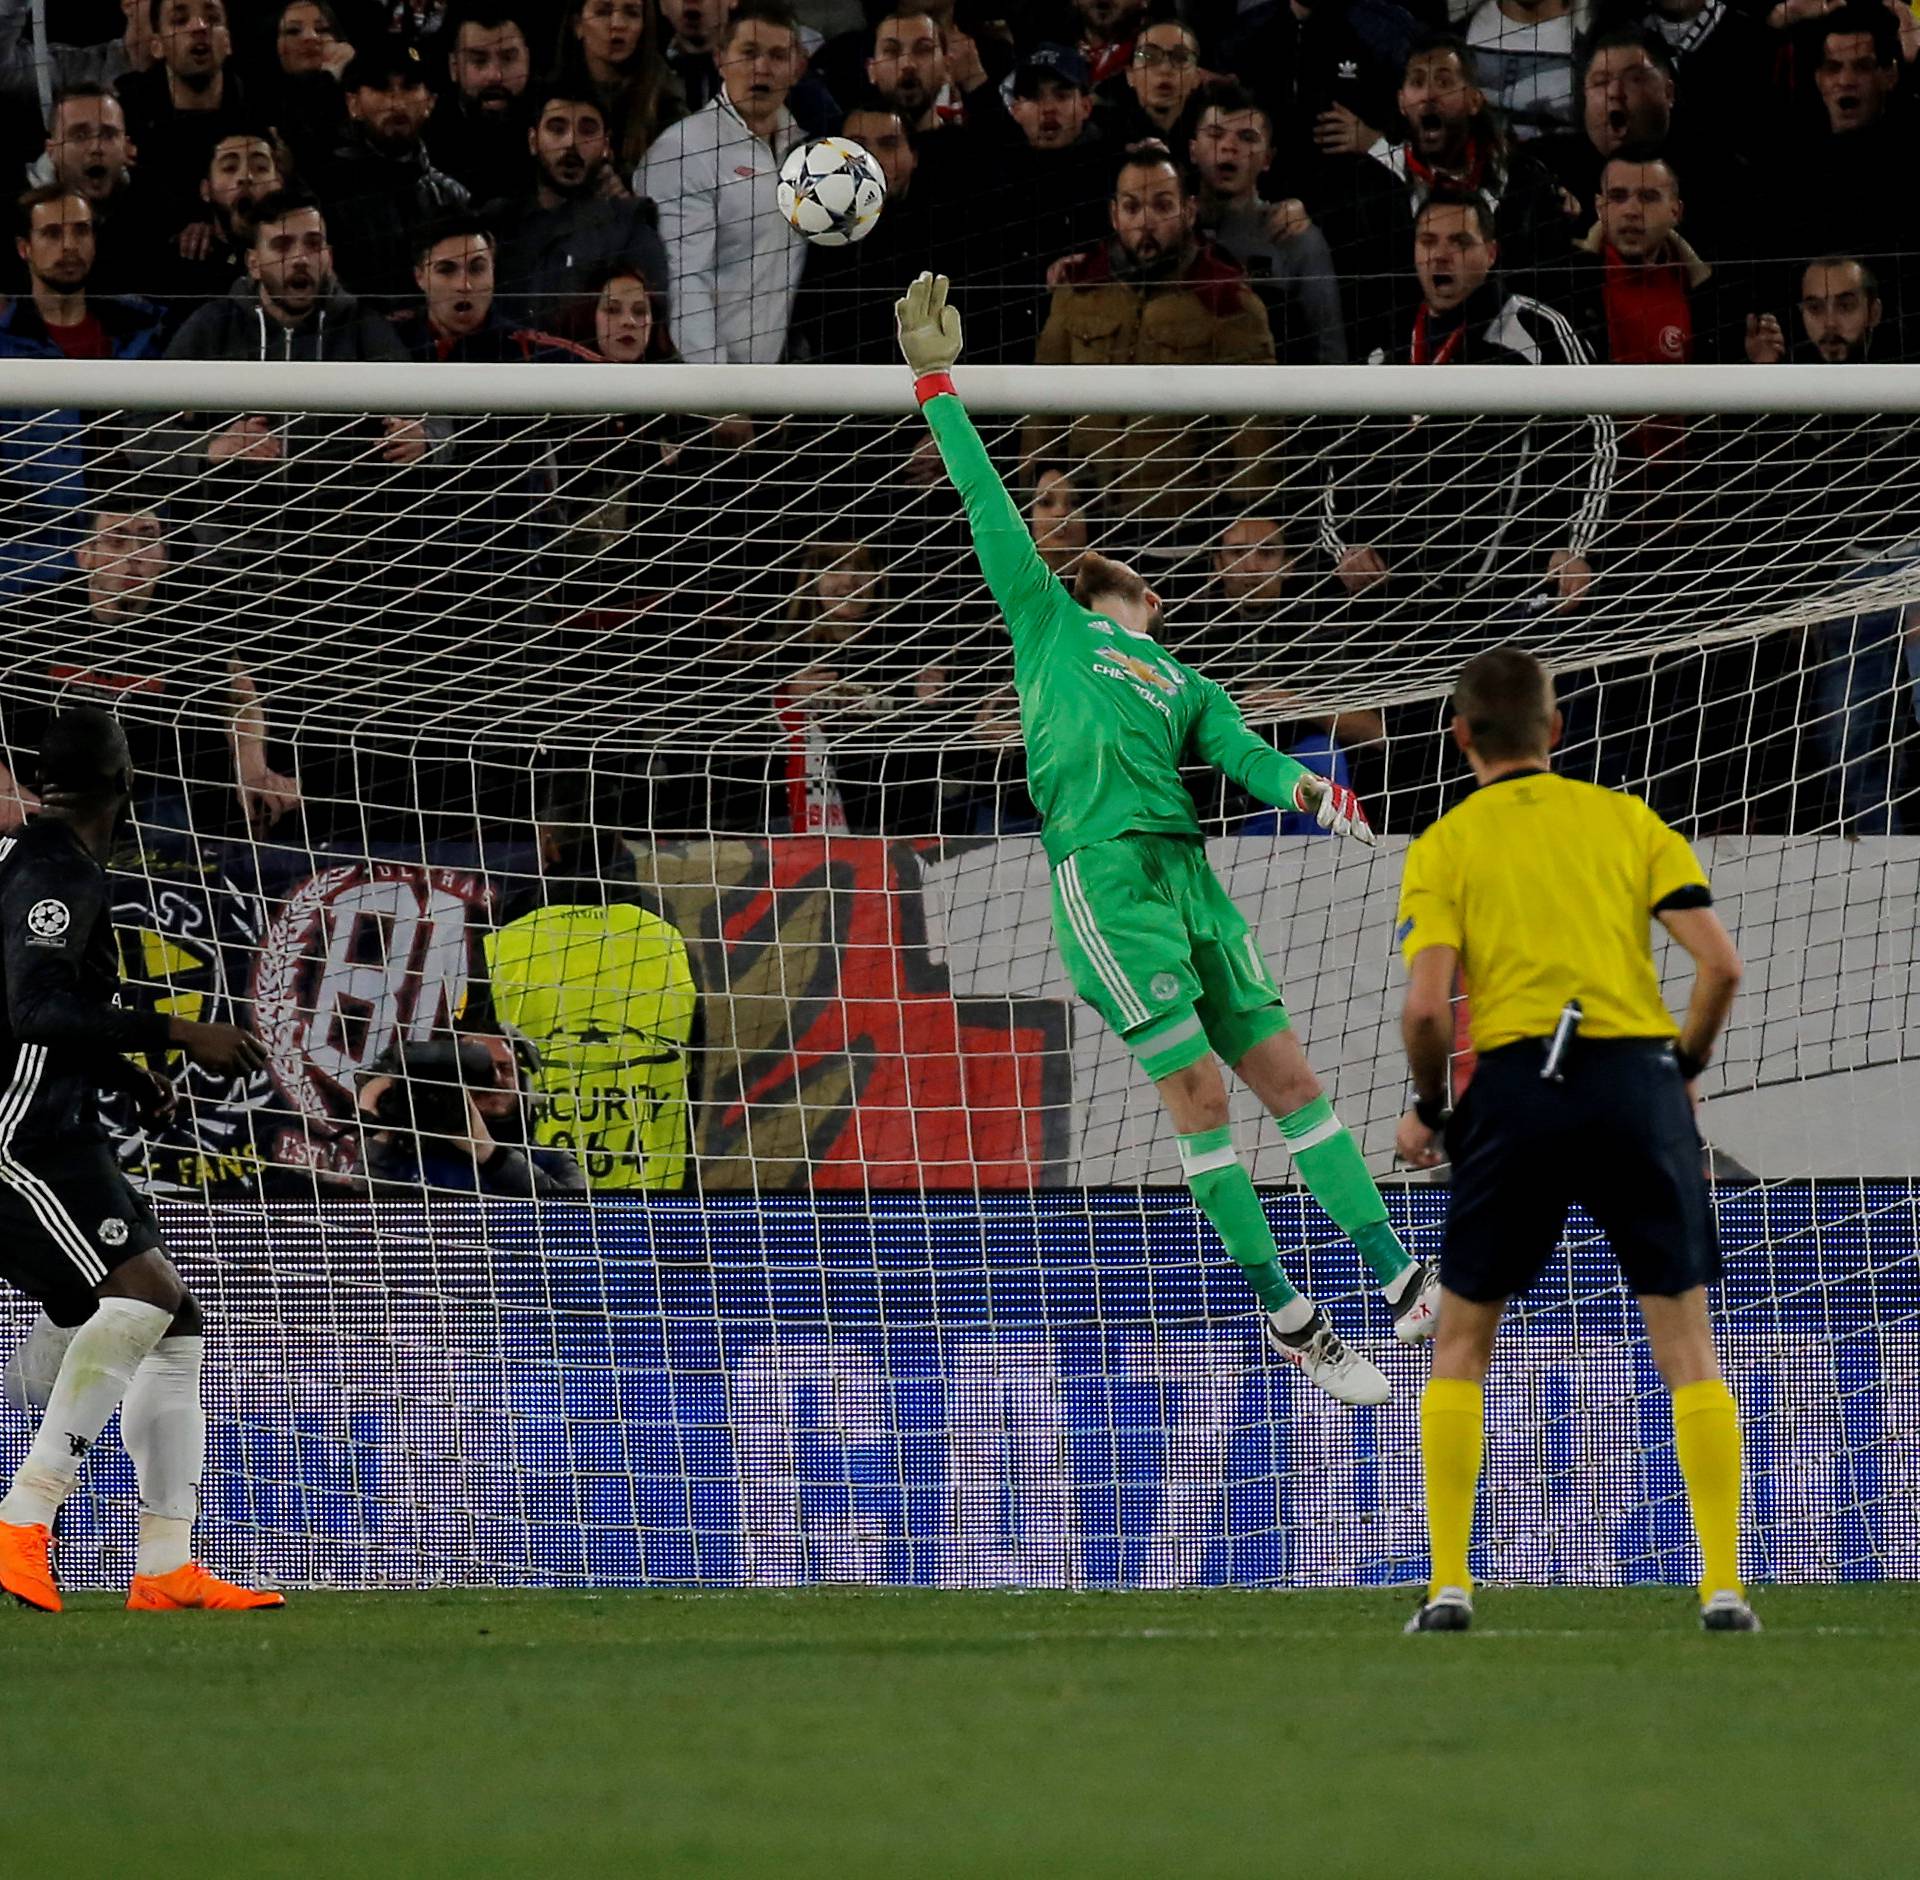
[1396,769,1710,1052]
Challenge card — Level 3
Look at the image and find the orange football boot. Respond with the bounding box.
[0,1520,61,1612]
[126,1561,285,1612]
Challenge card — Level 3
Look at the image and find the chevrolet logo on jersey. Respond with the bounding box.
[1097,649,1181,694]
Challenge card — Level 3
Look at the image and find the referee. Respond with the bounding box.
[1392,648,1754,1634]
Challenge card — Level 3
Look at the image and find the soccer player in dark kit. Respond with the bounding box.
[0,707,283,1611]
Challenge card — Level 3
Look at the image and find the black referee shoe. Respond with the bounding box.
[1700,1591,1762,1633]
[1404,1586,1473,1633]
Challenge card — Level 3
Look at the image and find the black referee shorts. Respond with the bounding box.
[1441,1037,1720,1304]
[0,1146,163,1325]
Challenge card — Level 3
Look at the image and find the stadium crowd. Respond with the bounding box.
[0,0,1917,846]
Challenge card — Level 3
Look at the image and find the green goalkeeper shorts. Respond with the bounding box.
[1050,833,1290,1078]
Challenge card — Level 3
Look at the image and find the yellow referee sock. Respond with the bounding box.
[1673,1379,1744,1600]
[1420,1377,1484,1599]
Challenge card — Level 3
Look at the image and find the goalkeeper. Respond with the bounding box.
[897,274,1437,1403]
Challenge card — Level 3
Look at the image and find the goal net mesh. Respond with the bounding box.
[0,370,1915,1590]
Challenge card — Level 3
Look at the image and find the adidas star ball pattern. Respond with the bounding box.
[777,136,886,246]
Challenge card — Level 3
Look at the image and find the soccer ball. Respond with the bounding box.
[777,137,886,247]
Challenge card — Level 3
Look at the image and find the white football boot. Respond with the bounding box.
[1388,1261,1443,1344]
[1262,1305,1391,1405]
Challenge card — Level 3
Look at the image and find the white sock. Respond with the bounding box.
[3,1310,81,1413]
[122,1335,206,1578]
[0,1298,172,1529]
[1271,1294,1315,1334]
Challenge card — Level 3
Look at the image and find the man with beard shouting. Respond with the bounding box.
[1027,139,1278,536]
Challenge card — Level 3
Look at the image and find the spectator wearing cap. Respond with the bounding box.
[312,42,470,304]
[486,87,670,331]
[1027,141,1278,531]
[0,188,164,594]
[426,6,537,204]
[638,0,809,364]
[961,42,1112,362]
[1324,191,1613,630]
[115,0,259,264]
[1094,16,1205,147]
[1187,81,1347,362]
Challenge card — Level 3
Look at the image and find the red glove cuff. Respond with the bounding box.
[914,372,957,407]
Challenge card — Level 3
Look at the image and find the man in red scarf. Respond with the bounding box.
[1571,155,1738,365]
[1361,34,1572,290]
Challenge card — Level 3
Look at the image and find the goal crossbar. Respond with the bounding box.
[4,360,1920,417]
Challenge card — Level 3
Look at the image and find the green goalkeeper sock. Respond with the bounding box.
[1177,1126,1298,1313]
[1277,1095,1414,1288]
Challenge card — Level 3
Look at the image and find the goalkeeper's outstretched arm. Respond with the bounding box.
[1191,677,1377,846]
[895,273,1075,654]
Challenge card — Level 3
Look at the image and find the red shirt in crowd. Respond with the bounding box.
[41,313,110,359]
[1599,245,1693,365]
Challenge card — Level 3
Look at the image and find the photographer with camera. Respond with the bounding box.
[355,1032,586,1199]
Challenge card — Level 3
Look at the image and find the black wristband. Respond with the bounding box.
[1673,1047,1706,1081]
[1413,1093,1449,1130]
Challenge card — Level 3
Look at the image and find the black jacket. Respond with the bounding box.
[1321,282,1616,595]
[424,93,535,206]
[949,125,1115,364]
[311,130,471,305]
[0,818,168,1154]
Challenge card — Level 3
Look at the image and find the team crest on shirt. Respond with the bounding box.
[26,898,71,945]
[1097,649,1181,694]
[98,1217,128,1247]
[1150,972,1182,1002]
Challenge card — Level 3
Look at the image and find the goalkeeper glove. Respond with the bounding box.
[1293,774,1376,847]
[896,271,963,381]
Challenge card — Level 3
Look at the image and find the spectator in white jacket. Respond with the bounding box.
[637,0,807,363]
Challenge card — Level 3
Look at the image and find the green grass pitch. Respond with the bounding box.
[9,1585,1917,1876]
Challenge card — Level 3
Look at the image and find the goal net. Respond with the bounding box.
[1,359,1916,1591]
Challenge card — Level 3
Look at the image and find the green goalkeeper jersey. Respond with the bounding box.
[925,392,1312,866]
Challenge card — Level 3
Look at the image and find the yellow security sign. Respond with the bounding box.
[484,903,698,1192]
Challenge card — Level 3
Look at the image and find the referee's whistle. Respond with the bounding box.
[1541,999,1585,1083]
